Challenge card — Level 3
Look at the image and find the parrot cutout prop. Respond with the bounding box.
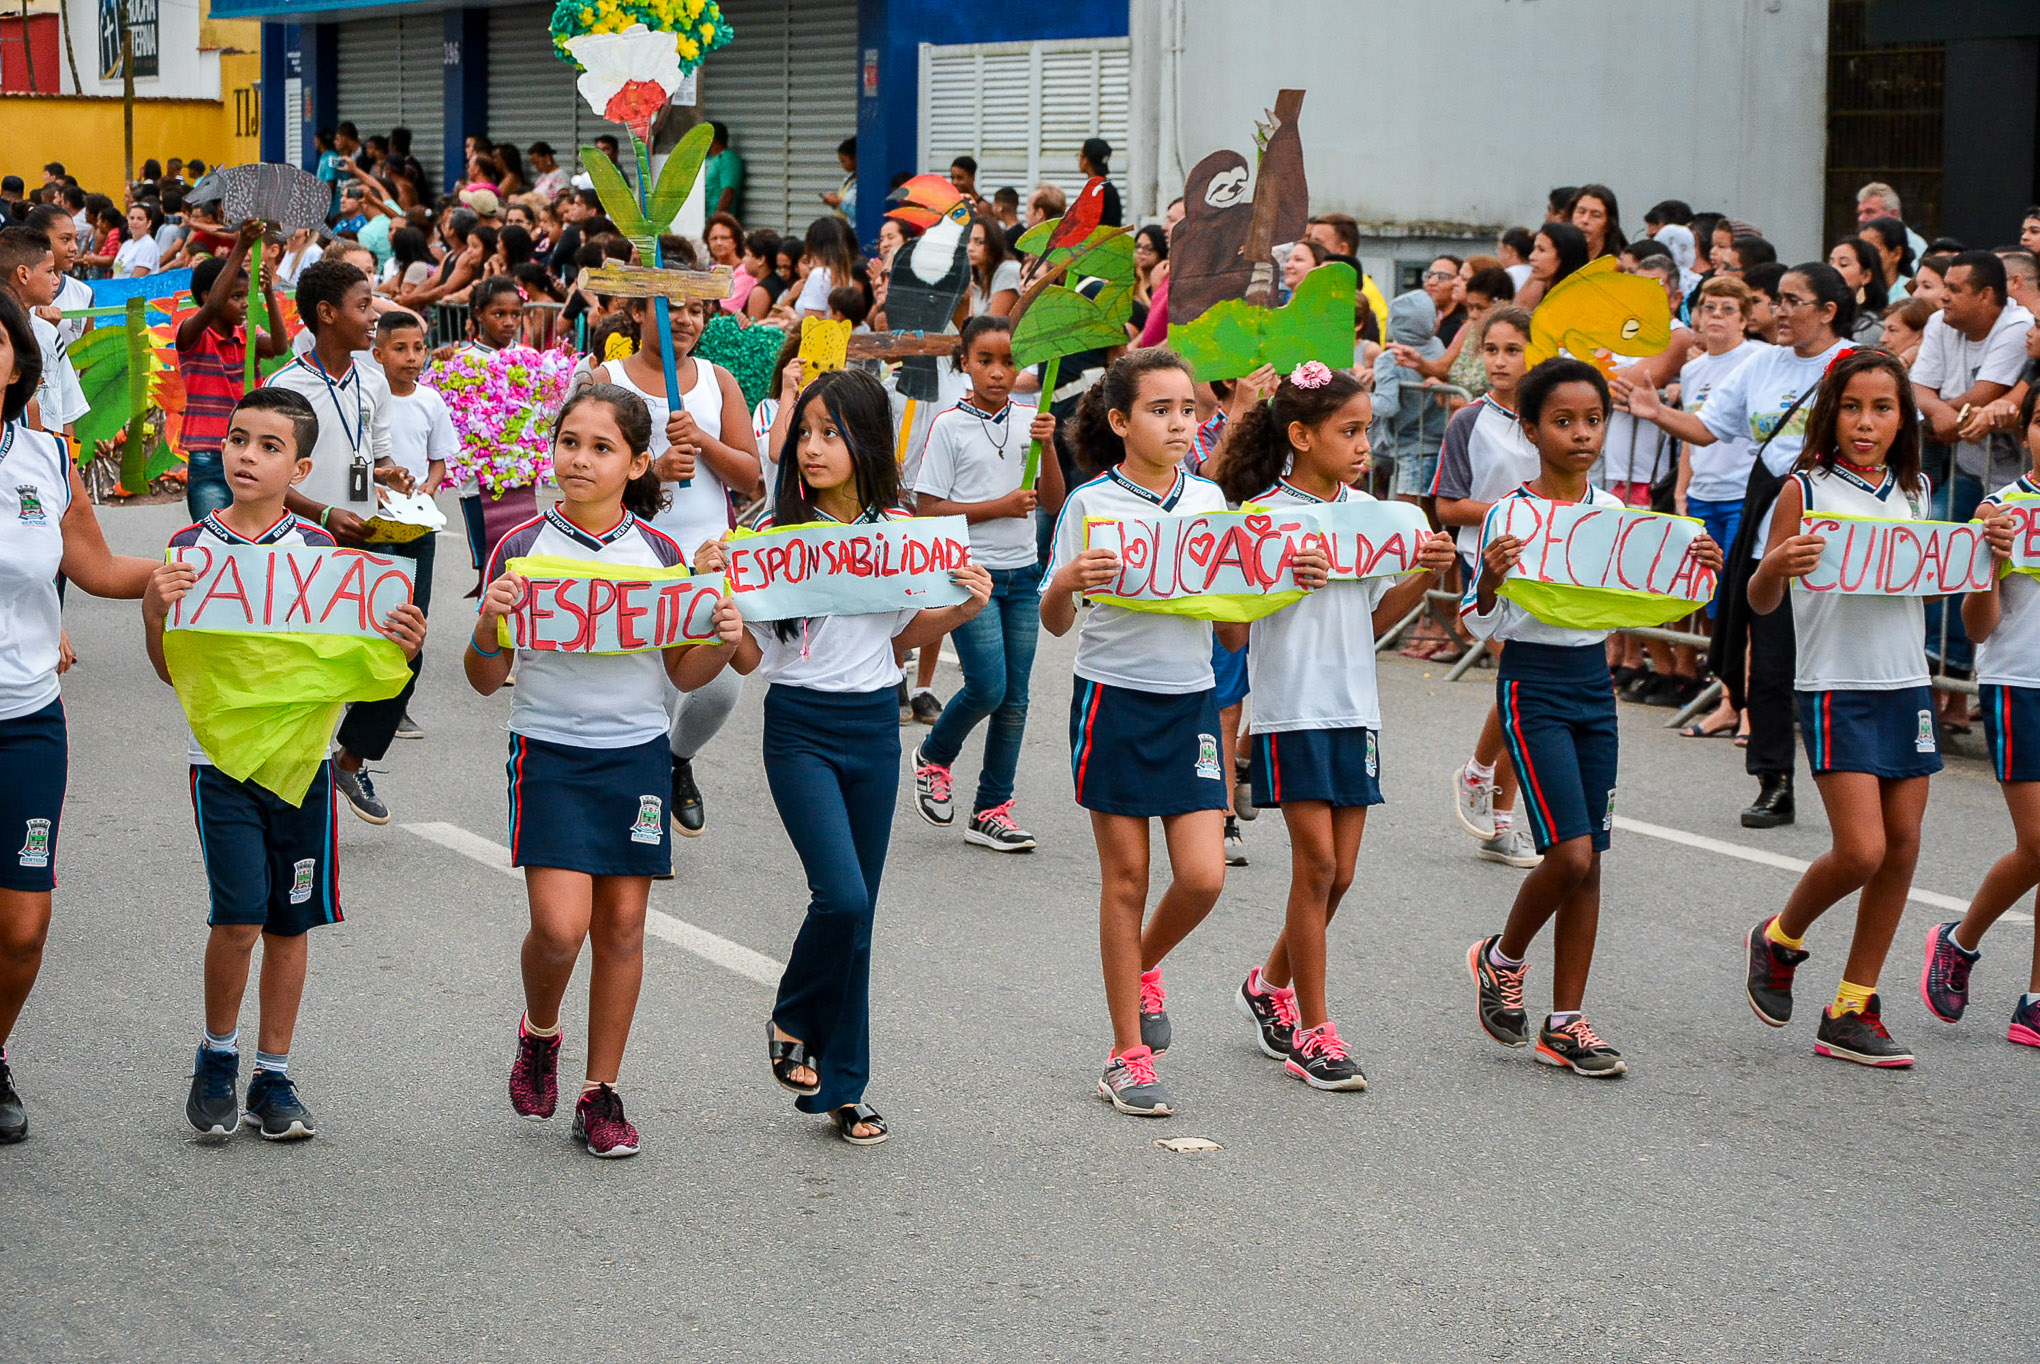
[553,4,734,486]
[1166,90,1354,382]
[184,164,333,236]
[1525,257,1673,374]
[1006,181,1138,487]
[882,174,977,400]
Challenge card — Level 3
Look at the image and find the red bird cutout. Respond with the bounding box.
[1045,176,1108,251]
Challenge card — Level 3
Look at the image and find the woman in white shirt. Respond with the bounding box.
[114,204,162,278]
[788,217,861,320]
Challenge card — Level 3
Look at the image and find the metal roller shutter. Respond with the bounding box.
[919,38,1130,209]
[696,0,858,236]
[487,4,619,177]
[335,14,446,190]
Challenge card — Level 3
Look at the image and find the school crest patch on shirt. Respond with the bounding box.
[15,484,46,525]
[17,818,51,868]
[1194,733,1222,781]
[630,795,665,843]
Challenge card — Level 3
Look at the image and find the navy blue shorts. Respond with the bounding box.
[1982,684,2040,782]
[1798,686,1942,779]
[190,760,340,936]
[508,732,671,876]
[1069,680,1228,817]
[1250,728,1384,809]
[1212,638,1250,709]
[1496,643,1619,853]
[0,699,66,893]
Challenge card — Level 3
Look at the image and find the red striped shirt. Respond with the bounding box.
[177,325,247,456]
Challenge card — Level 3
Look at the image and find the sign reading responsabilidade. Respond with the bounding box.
[722,515,973,622]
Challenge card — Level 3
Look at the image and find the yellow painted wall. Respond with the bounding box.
[1,50,263,192]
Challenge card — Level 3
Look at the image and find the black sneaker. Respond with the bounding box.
[1813,996,1915,1067]
[1467,935,1530,1047]
[394,711,425,740]
[670,757,705,837]
[1534,1015,1628,1076]
[0,1053,25,1144]
[333,765,391,825]
[244,1069,318,1139]
[1235,967,1298,1059]
[186,1046,240,1137]
[1286,1022,1368,1091]
[964,800,1036,851]
[1139,968,1171,1055]
[1745,915,1809,1027]
[911,746,955,827]
[897,679,912,723]
[909,690,943,725]
[1224,815,1248,867]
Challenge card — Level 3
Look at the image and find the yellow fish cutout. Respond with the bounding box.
[798,317,853,375]
[1527,257,1672,375]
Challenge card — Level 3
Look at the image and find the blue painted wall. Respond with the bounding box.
[446,8,488,192]
[854,0,1128,246]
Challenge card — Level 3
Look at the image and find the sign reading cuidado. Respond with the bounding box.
[1798,513,1992,596]
[497,554,723,654]
[1084,500,1434,622]
[723,515,974,622]
[1488,496,1717,629]
[166,544,415,637]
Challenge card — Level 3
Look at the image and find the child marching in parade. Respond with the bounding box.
[721,368,989,1145]
[1219,362,1456,1090]
[471,383,744,1157]
[1464,357,1723,1076]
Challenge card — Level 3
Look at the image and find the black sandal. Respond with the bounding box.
[766,1021,820,1096]
[831,1103,889,1146]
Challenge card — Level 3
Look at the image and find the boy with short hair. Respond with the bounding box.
[176,221,288,518]
[21,204,92,345]
[142,387,426,1140]
[0,226,85,439]
[368,309,451,739]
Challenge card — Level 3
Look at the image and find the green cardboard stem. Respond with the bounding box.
[245,241,262,391]
[121,296,147,495]
[635,135,689,488]
[1022,356,1059,490]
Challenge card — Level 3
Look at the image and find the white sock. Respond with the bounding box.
[913,687,936,699]
[521,1014,562,1040]
[1493,808,1514,832]
[1549,1010,1582,1028]
[203,1028,238,1054]
[2023,993,2040,1008]
[1487,941,1524,970]
[1464,757,1495,785]
[254,1050,288,1076]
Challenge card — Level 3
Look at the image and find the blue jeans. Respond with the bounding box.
[921,563,1042,811]
[185,449,231,520]
[1687,496,1742,618]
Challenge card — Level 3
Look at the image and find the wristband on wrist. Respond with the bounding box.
[319,505,334,527]
[469,634,503,658]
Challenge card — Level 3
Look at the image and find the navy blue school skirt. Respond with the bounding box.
[1068,680,1228,817]
[1250,727,1384,809]
[1797,686,1942,779]
[507,732,672,876]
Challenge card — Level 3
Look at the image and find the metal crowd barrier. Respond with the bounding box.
[428,300,567,350]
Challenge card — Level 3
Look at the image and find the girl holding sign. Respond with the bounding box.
[1742,348,1935,1068]
[1216,363,1456,1090]
[591,296,762,839]
[0,292,160,1144]
[1463,358,1725,1077]
[1928,385,2040,1047]
[909,316,1061,852]
[470,384,746,1159]
[724,369,990,1146]
[1043,349,1235,1118]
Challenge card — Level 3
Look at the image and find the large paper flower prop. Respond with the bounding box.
[563,25,683,142]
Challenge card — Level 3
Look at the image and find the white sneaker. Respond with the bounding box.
[911,746,954,827]
[1454,769,1498,839]
[1476,826,1543,868]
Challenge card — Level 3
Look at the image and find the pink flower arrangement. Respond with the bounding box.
[424,345,577,497]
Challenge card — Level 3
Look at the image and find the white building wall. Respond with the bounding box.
[64,0,223,100]
[1128,0,1829,261]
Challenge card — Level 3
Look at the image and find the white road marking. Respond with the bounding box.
[401,822,787,985]
[1613,816,2032,924]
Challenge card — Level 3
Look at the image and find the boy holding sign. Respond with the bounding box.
[143,389,427,1141]
[1463,359,1724,1078]
[470,384,744,1159]
[1743,349,1938,1067]
[1931,386,2040,1046]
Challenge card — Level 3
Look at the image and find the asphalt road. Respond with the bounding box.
[6,500,2036,1362]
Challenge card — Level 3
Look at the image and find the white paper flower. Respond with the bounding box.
[564,24,683,142]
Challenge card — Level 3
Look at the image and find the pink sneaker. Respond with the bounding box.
[1139,968,1171,1054]
[965,799,1037,852]
[571,1083,640,1158]
[1286,1022,1368,1091]
[1236,967,1299,1059]
[509,1018,560,1120]
[912,746,954,827]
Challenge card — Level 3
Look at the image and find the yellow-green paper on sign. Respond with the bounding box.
[1496,577,1710,631]
[494,553,707,653]
[163,631,410,807]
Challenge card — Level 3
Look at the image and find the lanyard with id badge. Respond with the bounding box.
[308,352,371,502]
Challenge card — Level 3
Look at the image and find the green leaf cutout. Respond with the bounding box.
[648,122,717,231]
[582,148,654,253]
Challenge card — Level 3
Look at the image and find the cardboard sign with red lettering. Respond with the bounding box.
[1083,500,1433,622]
[166,544,415,636]
[497,555,723,654]
[1987,492,2040,579]
[1488,497,1717,629]
[1799,513,1993,596]
[723,515,973,622]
